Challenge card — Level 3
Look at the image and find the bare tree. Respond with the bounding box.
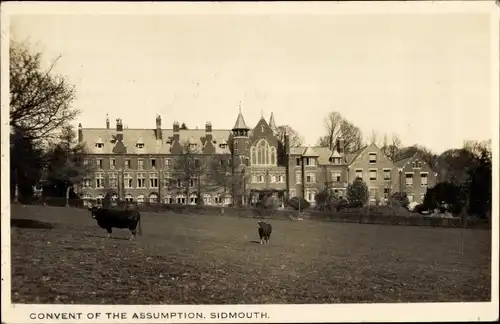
[317,112,363,153]
[368,130,379,145]
[10,41,77,145]
[172,142,207,204]
[208,155,250,206]
[381,132,403,160]
[276,125,304,148]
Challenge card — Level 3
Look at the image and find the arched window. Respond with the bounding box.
[125,194,133,202]
[251,139,277,166]
[149,193,158,203]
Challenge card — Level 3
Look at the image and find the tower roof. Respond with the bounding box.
[303,146,319,157]
[232,108,249,130]
[269,112,278,133]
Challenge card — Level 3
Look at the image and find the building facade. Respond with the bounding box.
[78,110,436,206]
[394,153,438,204]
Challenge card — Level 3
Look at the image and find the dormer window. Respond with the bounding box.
[136,137,145,149]
[219,143,227,149]
[95,137,104,148]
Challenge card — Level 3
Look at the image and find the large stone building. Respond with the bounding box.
[78,110,436,206]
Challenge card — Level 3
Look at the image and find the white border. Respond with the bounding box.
[1,1,499,323]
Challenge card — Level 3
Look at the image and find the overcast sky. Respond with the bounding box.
[9,7,495,154]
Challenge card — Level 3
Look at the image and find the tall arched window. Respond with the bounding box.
[251,139,277,166]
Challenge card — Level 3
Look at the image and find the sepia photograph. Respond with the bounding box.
[1,1,498,323]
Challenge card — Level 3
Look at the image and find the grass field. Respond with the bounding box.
[10,204,491,304]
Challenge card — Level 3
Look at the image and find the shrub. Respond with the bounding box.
[413,204,427,214]
[390,192,410,208]
[287,196,310,210]
[346,178,369,207]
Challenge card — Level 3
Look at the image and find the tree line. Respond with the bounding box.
[9,41,493,219]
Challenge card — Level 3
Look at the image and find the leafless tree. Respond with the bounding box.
[381,132,403,160]
[276,125,304,148]
[317,112,364,153]
[207,155,250,206]
[171,142,207,204]
[10,41,77,145]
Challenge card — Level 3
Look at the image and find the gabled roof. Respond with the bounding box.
[81,128,232,155]
[330,150,342,158]
[394,155,415,168]
[344,146,367,165]
[302,146,319,157]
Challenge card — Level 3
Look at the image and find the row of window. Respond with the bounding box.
[405,172,428,187]
[250,174,286,183]
[84,193,231,205]
[295,157,317,167]
[86,156,232,170]
[354,169,392,181]
[83,172,202,189]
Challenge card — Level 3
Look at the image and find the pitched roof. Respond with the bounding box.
[344,146,367,165]
[233,111,249,130]
[394,155,414,168]
[302,146,319,157]
[81,128,232,155]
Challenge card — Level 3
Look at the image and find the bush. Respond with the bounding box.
[413,204,427,214]
[287,197,310,210]
[346,178,369,207]
[390,192,410,208]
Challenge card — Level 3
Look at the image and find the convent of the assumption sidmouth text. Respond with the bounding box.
[77,109,436,206]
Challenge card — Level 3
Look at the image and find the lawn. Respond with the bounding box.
[9,204,491,304]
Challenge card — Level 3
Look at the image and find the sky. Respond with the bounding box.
[9,9,495,154]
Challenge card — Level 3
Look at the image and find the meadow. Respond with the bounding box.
[10,204,491,304]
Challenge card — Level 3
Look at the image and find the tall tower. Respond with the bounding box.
[231,104,250,206]
[231,104,250,166]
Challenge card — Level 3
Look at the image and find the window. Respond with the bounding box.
[109,173,118,188]
[270,175,276,183]
[405,173,413,188]
[369,187,377,200]
[189,194,197,205]
[421,173,428,187]
[125,159,131,169]
[96,194,104,204]
[163,172,172,188]
[110,158,116,169]
[82,179,91,188]
[369,169,377,181]
[164,195,173,204]
[96,159,103,169]
[306,172,316,183]
[383,169,391,181]
[257,175,264,183]
[177,179,182,188]
[306,190,316,202]
[306,158,316,166]
[278,175,284,183]
[250,139,276,166]
[214,194,222,205]
[95,173,104,188]
[251,175,257,183]
[149,173,159,188]
[296,158,301,166]
[151,158,156,168]
[369,153,377,164]
[83,159,89,166]
[189,178,196,188]
[136,142,145,149]
[331,171,341,182]
[125,194,133,202]
[138,159,144,170]
[417,162,422,168]
[137,173,146,188]
[137,195,145,204]
[296,171,301,184]
[164,158,171,168]
[355,169,363,180]
[124,173,133,188]
[203,194,212,205]
[383,188,391,199]
[176,195,186,204]
[149,193,158,204]
[95,143,104,149]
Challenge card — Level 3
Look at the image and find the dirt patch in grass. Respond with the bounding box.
[10,205,491,304]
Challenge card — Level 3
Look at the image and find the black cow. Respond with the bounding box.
[257,221,272,244]
[88,206,142,240]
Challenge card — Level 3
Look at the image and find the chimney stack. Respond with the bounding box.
[155,115,162,140]
[337,138,345,154]
[205,121,213,142]
[116,118,123,142]
[106,114,110,129]
[78,123,83,142]
[173,121,180,142]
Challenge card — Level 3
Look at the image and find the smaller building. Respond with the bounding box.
[394,153,437,204]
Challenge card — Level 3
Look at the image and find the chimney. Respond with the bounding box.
[155,115,162,140]
[284,134,290,155]
[116,118,123,142]
[173,121,180,142]
[106,114,110,129]
[337,138,345,154]
[78,123,83,142]
[205,121,213,142]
